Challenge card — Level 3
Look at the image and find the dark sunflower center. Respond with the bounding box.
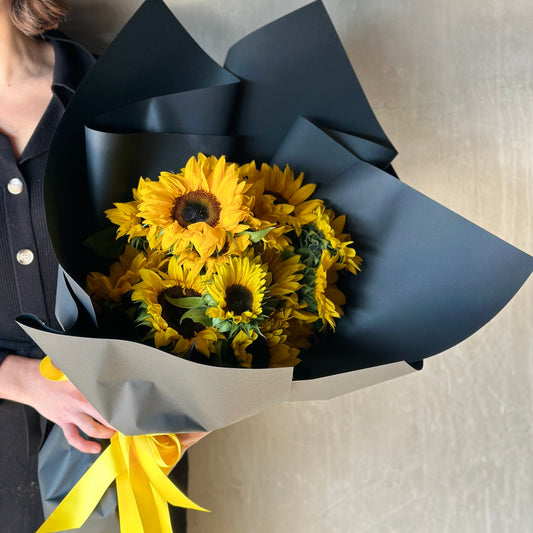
[172,190,221,227]
[225,284,254,315]
[265,190,289,204]
[158,286,204,338]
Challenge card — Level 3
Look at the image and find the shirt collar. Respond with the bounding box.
[46,30,96,105]
[17,31,95,164]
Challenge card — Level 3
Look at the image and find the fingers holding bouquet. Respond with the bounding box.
[30,357,116,454]
[42,389,116,454]
[177,431,211,456]
[0,354,115,454]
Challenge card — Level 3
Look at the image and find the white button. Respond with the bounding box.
[7,178,24,195]
[16,249,34,266]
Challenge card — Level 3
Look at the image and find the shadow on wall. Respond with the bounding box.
[60,0,313,65]
[61,0,143,54]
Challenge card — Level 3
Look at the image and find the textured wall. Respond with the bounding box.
[63,1,532,531]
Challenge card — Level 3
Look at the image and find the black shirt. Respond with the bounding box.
[0,31,94,533]
[0,31,95,362]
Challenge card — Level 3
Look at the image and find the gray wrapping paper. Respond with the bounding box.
[18,314,416,435]
[39,426,118,533]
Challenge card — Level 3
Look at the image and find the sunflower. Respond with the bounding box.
[314,205,362,274]
[171,231,251,276]
[264,329,301,368]
[245,162,322,233]
[285,318,314,351]
[314,250,346,330]
[223,161,294,252]
[206,254,267,326]
[259,248,304,306]
[240,162,294,226]
[131,263,219,356]
[136,155,250,258]
[231,329,258,368]
[87,244,168,303]
[258,309,302,368]
[105,178,152,241]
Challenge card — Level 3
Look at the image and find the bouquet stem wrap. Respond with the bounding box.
[37,358,207,533]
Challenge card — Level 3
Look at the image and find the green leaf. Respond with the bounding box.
[238,227,274,243]
[129,236,147,250]
[180,309,212,327]
[280,249,296,261]
[213,340,224,366]
[134,310,151,324]
[230,323,241,338]
[165,296,204,309]
[253,324,265,339]
[218,322,232,334]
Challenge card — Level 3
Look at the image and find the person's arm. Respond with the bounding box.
[0,354,115,453]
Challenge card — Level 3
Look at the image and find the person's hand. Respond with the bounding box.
[0,355,115,453]
[177,431,210,456]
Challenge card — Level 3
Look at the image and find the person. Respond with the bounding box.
[0,1,204,531]
[0,1,108,530]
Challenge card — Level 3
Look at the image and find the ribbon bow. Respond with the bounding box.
[37,357,208,533]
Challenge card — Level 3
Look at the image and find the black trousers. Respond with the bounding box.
[0,401,43,533]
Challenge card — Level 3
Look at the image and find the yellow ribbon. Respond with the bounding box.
[37,357,208,533]
[40,356,68,381]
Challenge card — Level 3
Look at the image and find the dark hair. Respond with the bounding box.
[10,0,69,37]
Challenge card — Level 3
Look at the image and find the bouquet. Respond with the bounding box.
[18,1,532,532]
[87,153,362,369]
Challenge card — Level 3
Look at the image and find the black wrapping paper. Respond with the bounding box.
[21,0,532,418]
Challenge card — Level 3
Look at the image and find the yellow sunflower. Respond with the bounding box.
[240,161,294,228]
[131,263,219,356]
[259,310,302,368]
[171,231,251,276]
[264,329,301,368]
[136,155,250,258]
[206,254,267,325]
[314,250,346,330]
[314,205,362,274]
[248,162,323,233]
[234,161,293,252]
[87,244,168,303]
[105,178,152,240]
[285,319,314,351]
[260,248,304,305]
[231,329,258,368]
